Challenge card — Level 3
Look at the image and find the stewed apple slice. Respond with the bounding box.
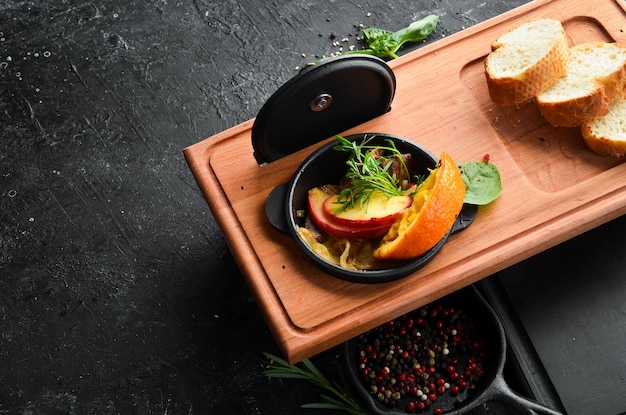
[322,191,412,229]
[307,187,395,239]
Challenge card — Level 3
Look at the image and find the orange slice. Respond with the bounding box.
[373,152,466,261]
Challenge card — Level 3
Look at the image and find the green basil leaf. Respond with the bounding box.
[347,15,439,60]
[459,161,502,205]
[360,27,398,59]
[392,15,439,47]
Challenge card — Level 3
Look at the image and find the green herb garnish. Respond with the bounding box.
[346,15,439,60]
[331,135,501,214]
[262,352,370,415]
[332,135,418,214]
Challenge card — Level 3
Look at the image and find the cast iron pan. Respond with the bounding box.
[342,286,564,415]
[265,133,478,284]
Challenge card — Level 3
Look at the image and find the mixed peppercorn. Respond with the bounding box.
[354,301,487,414]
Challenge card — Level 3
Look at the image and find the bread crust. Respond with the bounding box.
[538,85,609,127]
[537,42,626,127]
[582,127,626,157]
[581,99,626,157]
[484,19,568,106]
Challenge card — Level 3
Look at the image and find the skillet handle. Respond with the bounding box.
[450,203,477,234]
[265,182,290,234]
[487,375,564,415]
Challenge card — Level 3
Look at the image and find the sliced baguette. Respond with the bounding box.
[536,42,626,127]
[581,98,626,157]
[485,18,569,106]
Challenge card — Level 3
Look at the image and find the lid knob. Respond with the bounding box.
[310,93,333,112]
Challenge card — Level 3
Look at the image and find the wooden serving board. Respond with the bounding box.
[184,0,626,364]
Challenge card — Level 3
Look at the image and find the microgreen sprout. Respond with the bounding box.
[332,135,419,214]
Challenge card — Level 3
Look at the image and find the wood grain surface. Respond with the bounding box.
[185,0,626,363]
[0,0,536,413]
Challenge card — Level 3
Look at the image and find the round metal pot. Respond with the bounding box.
[265,133,477,284]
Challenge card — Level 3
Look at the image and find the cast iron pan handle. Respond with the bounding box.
[265,182,290,234]
[479,375,563,415]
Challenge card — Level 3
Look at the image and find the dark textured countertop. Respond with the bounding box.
[2,0,625,414]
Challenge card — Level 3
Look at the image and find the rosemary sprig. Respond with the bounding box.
[332,135,415,214]
[262,352,371,415]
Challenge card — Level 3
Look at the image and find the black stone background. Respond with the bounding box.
[4,0,613,414]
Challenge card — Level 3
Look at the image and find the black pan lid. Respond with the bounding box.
[251,54,396,164]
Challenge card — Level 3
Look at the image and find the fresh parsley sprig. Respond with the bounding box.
[262,352,371,415]
[332,135,417,214]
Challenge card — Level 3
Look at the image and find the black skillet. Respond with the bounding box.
[264,133,478,283]
[343,286,564,415]
[254,55,476,283]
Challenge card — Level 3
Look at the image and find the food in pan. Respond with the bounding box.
[307,186,414,241]
[374,152,465,261]
[297,136,475,270]
[485,18,626,157]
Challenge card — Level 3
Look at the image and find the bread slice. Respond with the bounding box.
[536,42,626,127]
[581,98,626,157]
[485,18,569,106]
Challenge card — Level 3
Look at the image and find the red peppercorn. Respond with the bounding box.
[355,299,488,414]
